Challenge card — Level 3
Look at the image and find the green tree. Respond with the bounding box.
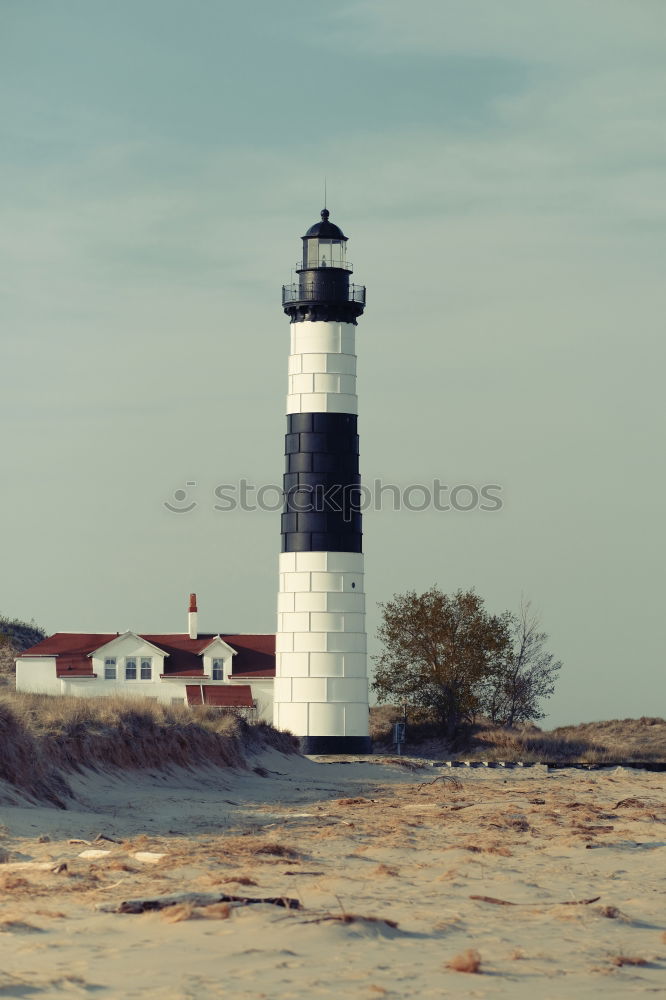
[371,587,512,741]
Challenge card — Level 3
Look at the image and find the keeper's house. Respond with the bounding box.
[14,595,275,721]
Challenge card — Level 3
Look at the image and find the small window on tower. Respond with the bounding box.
[125,657,137,680]
[212,658,224,680]
[104,658,117,680]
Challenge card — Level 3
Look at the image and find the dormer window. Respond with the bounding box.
[212,658,224,680]
[104,657,117,680]
[125,657,137,680]
[141,657,152,680]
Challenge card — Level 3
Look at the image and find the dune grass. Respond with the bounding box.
[472,717,666,763]
[0,691,297,807]
[370,705,666,762]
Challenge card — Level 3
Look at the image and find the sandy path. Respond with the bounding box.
[0,753,664,998]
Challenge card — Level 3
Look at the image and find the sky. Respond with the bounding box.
[2,0,664,727]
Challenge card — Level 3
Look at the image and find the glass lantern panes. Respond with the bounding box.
[303,237,347,269]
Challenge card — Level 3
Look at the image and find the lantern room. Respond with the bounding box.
[300,209,351,271]
[283,208,365,322]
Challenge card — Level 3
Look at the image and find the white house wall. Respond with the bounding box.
[59,677,171,702]
[15,657,60,694]
[58,676,274,720]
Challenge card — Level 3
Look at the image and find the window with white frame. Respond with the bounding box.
[104,657,117,680]
[125,657,137,680]
[140,657,152,680]
[212,657,224,680]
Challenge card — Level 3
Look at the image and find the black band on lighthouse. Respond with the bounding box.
[282,412,363,554]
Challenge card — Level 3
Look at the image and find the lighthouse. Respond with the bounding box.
[273,209,371,754]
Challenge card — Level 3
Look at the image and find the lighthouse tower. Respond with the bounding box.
[273,209,371,754]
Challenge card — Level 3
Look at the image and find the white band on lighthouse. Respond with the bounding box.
[286,321,357,415]
[274,549,367,738]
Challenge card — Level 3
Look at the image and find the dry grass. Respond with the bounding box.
[595,906,630,921]
[370,707,666,762]
[611,955,648,967]
[217,875,258,886]
[474,717,666,762]
[0,917,43,934]
[0,690,296,806]
[446,949,482,973]
[252,842,300,859]
[0,875,31,893]
[372,864,399,877]
[369,705,405,741]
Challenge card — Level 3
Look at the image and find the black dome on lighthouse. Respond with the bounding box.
[303,209,347,241]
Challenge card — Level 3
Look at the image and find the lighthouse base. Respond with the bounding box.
[299,735,372,755]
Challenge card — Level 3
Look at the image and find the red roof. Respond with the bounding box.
[19,632,275,678]
[185,684,254,707]
[141,635,213,674]
[22,634,117,657]
[222,634,275,676]
[56,655,98,678]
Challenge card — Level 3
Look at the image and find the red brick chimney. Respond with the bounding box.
[188,593,198,639]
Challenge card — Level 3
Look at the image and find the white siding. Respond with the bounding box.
[15,657,60,694]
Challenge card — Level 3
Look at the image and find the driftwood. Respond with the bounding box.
[99,890,301,914]
[0,861,68,873]
[470,894,600,907]
[416,776,463,792]
[299,914,399,928]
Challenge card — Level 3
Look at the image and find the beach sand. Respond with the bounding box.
[0,752,664,998]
